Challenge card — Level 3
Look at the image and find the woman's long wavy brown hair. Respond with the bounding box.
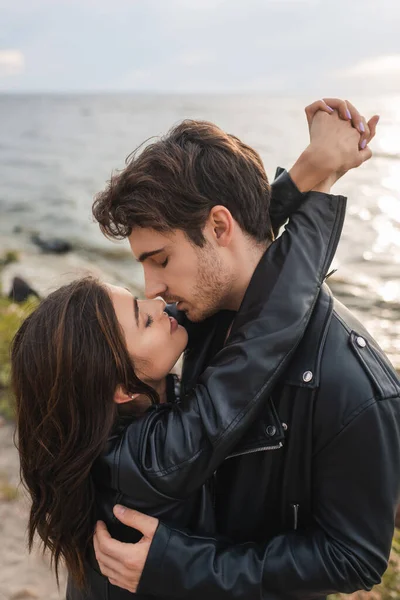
[11,277,158,588]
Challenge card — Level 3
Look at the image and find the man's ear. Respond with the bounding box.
[114,386,140,405]
[207,205,234,247]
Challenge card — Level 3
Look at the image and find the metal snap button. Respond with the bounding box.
[282,422,288,431]
[356,336,366,348]
[266,425,276,436]
[302,370,313,383]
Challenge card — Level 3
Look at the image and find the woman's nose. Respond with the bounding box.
[138,298,167,319]
[155,297,167,317]
[154,296,167,308]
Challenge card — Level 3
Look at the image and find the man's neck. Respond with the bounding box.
[223,241,270,312]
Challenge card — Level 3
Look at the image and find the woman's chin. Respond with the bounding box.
[178,325,189,348]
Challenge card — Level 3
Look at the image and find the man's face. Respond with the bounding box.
[129,227,233,322]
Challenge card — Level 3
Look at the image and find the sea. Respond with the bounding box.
[0,93,399,368]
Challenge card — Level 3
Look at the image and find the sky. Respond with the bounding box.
[0,0,399,94]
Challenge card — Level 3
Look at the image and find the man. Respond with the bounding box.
[92,100,400,599]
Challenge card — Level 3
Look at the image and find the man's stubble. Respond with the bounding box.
[187,244,234,323]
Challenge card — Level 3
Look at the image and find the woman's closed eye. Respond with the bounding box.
[160,258,169,268]
[145,314,154,328]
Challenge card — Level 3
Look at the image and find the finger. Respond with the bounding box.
[95,549,127,576]
[93,521,112,557]
[343,100,365,134]
[109,578,136,593]
[95,545,143,587]
[344,101,370,149]
[358,115,370,150]
[95,520,110,537]
[109,579,124,589]
[113,505,158,537]
[322,98,352,122]
[359,145,373,164]
[366,115,380,143]
[94,521,133,561]
[304,100,334,127]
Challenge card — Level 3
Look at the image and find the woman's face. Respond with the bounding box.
[106,284,188,384]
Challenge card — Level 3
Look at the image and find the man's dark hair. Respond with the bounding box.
[93,119,273,246]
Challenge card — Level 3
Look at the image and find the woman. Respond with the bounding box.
[11,188,344,599]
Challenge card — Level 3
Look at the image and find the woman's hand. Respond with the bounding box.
[310,110,375,185]
[289,97,379,193]
[308,107,380,193]
[304,98,379,151]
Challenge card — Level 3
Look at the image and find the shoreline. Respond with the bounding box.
[0,233,144,301]
[1,234,398,372]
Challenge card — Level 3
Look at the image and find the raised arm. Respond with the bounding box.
[111,189,346,505]
[107,103,379,504]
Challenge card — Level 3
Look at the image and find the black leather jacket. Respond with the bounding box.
[67,174,400,600]
[134,184,400,600]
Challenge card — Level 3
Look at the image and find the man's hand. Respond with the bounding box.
[93,505,159,593]
[289,98,379,192]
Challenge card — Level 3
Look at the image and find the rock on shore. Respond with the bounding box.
[0,237,143,300]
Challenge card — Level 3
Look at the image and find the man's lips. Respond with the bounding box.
[163,299,183,306]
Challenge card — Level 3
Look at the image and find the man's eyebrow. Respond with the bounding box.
[133,296,139,327]
[137,248,165,263]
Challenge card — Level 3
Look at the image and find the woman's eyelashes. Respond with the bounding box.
[161,258,169,268]
[145,314,154,328]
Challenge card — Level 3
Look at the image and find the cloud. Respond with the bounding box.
[0,49,25,76]
[329,55,400,95]
[1,1,400,92]
[338,55,400,78]
[179,51,213,67]
[126,69,152,85]
[172,0,226,10]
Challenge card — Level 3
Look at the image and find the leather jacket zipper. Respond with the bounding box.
[211,443,283,510]
[225,441,283,460]
[322,195,347,274]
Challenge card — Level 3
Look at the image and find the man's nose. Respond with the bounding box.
[144,274,167,300]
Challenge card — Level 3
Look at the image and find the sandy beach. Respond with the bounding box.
[0,419,67,600]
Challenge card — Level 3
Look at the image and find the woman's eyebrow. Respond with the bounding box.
[133,296,139,327]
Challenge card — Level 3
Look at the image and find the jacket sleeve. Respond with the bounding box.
[118,191,346,502]
[137,396,400,599]
[270,167,306,238]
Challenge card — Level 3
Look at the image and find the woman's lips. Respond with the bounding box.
[169,316,178,333]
